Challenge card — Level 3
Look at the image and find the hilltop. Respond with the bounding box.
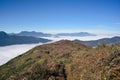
[0,40,120,80]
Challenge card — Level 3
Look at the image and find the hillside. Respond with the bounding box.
[0,40,120,80]
[0,31,51,46]
[74,36,120,47]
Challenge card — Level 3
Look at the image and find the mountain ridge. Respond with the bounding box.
[74,36,120,47]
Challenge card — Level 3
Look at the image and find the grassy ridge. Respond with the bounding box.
[0,40,120,80]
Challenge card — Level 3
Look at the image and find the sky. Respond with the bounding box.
[0,0,120,35]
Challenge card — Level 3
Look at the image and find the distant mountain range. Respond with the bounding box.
[1,31,120,47]
[12,31,96,37]
[74,36,120,47]
[15,31,52,37]
[0,31,51,46]
[56,32,96,37]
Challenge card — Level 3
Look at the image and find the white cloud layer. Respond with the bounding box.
[41,34,120,41]
[0,41,55,66]
[0,43,42,66]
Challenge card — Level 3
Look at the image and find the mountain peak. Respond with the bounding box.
[0,31,8,35]
[0,31,9,38]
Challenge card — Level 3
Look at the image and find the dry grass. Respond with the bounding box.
[0,40,120,80]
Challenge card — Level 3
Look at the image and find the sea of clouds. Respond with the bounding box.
[0,34,119,66]
[41,34,119,41]
[0,43,41,65]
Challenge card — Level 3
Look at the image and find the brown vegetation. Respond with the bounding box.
[0,40,120,80]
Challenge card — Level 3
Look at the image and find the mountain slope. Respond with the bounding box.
[0,31,51,46]
[0,40,120,80]
[74,36,120,47]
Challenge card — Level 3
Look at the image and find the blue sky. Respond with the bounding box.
[0,0,120,34]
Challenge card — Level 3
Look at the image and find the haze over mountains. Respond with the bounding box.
[13,31,96,37]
